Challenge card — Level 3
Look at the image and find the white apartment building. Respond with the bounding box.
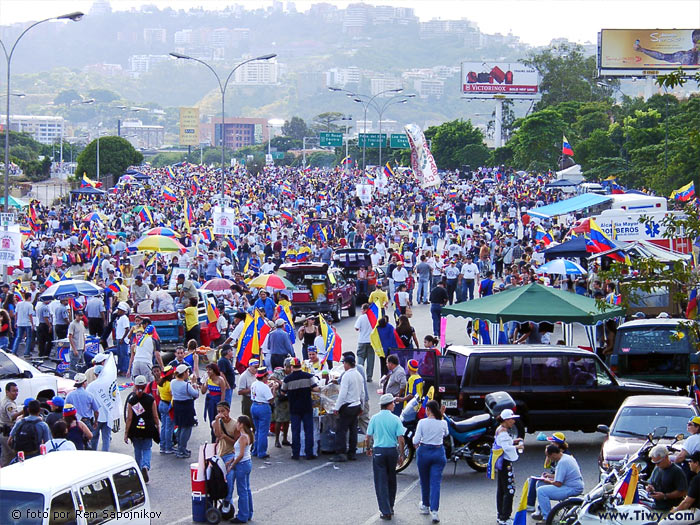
[343,3,369,34]
[414,78,445,99]
[143,28,167,44]
[2,115,65,145]
[233,60,279,84]
[120,119,165,149]
[129,54,169,74]
[370,77,403,96]
[174,29,193,46]
[326,66,362,87]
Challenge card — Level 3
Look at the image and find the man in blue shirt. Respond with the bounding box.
[253,289,276,319]
[366,393,406,520]
[534,444,585,522]
[267,318,294,370]
[65,373,100,437]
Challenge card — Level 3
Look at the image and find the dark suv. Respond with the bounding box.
[278,262,356,321]
[436,345,677,433]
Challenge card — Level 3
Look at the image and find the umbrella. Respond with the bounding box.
[247,274,297,290]
[536,258,587,276]
[82,211,107,223]
[40,279,103,300]
[128,235,186,253]
[8,195,28,208]
[202,278,235,291]
[146,227,179,237]
[132,205,154,213]
[120,175,136,182]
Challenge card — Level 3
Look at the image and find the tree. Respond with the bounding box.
[53,89,82,105]
[311,112,346,133]
[281,116,308,140]
[510,109,566,170]
[75,136,143,180]
[424,119,486,170]
[270,136,302,152]
[87,89,120,103]
[19,156,51,181]
[307,151,336,168]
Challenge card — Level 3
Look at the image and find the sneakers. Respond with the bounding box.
[419,503,429,515]
[531,512,544,521]
[431,510,440,523]
[160,449,175,455]
[141,466,149,483]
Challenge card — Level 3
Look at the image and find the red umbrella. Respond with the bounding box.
[202,278,235,291]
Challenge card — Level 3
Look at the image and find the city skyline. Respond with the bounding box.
[1,0,696,47]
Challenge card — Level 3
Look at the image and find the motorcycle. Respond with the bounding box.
[396,390,520,474]
[547,426,683,525]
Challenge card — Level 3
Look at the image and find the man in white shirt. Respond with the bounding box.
[67,311,86,371]
[354,303,375,381]
[114,302,131,376]
[459,255,480,301]
[331,353,365,462]
[127,319,164,381]
[391,261,409,291]
[12,292,35,357]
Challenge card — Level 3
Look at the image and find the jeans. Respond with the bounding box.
[89,421,111,452]
[417,445,446,512]
[234,459,253,521]
[461,279,475,301]
[335,403,361,456]
[70,348,83,372]
[0,336,8,350]
[496,460,514,521]
[221,452,235,503]
[12,325,33,356]
[373,447,399,516]
[417,279,430,303]
[116,341,129,374]
[446,279,457,304]
[177,425,192,456]
[251,402,271,457]
[132,437,152,470]
[204,395,219,441]
[159,401,173,452]
[537,483,583,519]
[224,388,233,406]
[290,411,314,458]
[430,304,443,337]
[357,343,374,381]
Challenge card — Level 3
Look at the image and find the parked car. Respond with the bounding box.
[0,451,151,525]
[0,350,73,405]
[438,345,677,433]
[597,395,696,474]
[278,262,356,321]
[608,318,699,389]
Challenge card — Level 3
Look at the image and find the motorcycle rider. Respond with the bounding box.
[532,443,584,522]
[647,444,688,513]
[662,451,700,525]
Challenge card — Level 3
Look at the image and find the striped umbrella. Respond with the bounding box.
[247,274,297,290]
[40,279,103,300]
[82,211,107,223]
[128,235,186,253]
[536,258,587,276]
[145,227,179,237]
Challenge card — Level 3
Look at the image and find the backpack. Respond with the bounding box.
[205,455,229,501]
[14,419,41,454]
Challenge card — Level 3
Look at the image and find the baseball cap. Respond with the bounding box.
[73,373,87,386]
[275,318,286,327]
[92,353,109,364]
[162,365,175,378]
[690,416,700,426]
[650,444,669,463]
[499,409,520,420]
[63,404,77,417]
[548,432,567,444]
[175,364,189,375]
[256,366,269,378]
[307,346,318,354]
[290,357,302,368]
[134,375,148,386]
[342,354,356,365]
[48,396,65,408]
[23,397,35,407]
[248,359,260,367]
[379,393,395,406]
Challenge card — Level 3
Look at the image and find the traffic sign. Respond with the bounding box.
[358,133,388,148]
[319,132,343,147]
[390,133,410,149]
[272,152,285,160]
[0,213,16,227]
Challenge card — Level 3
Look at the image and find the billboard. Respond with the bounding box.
[179,107,199,146]
[460,62,539,98]
[599,29,700,76]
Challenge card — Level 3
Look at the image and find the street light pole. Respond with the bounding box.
[170,52,276,204]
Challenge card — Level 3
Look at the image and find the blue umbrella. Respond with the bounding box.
[40,279,103,300]
[536,258,587,276]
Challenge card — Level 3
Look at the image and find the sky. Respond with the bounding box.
[0,0,697,46]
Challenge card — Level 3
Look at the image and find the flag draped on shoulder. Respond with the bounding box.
[318,314,342,364]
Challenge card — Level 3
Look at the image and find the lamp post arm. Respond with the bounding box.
[222,56,264,95]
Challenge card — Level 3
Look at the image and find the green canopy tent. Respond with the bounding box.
[8,195,28,209]
[441,282,625,348]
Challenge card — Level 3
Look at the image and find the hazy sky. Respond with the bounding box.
[0,0,697,46]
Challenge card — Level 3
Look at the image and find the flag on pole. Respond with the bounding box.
[183,199,194,232]
[687,289,698,319]
[671,182,696,202]
[512,478,530,525]
[318,314,342,364]
[276,305,296,344]
[586,219,630,264]
[383,163,395,178]
[617,464,640,505]
[562,135,574,157]
[86,354,122,428]
[162,186,177,202]
[138,206,154,224]
[81,174,98,188]
[206,298,220,323]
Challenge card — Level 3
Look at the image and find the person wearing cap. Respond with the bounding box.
[494,409,524,525]
[647,444,688,512]
[253,290,276,320]
[428,281,448,338]
[0,382,21,466]
[85,352,109,384]
[663,451,700,525]
[114,302,131,376]
[171,364,200,458]
[674,416,700,479]
[36,296,53,357]
[65,373,100,436]
[282,357,320,460]
[267,317,294,371]
[176,273,198,308]
[459,254,480,302]
[8,400,51,460]
[250,366,274,459]
[413,399,448,524]
[303,346,328,376]
[398,360,423,409]
[355,303,377,382]
[532,443,584,522]
[11,292,34,358]
[131,274,152,310]
[331,353,366,462]
[62,403,93,451]
[366,393,407,520]
[45,395,65,432]
[124,375,161,483]
[156,366,176,454]
[527,433,570,511]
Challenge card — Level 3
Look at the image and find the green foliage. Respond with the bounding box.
[510,109,565,169]
[270,136,302,152]
[150,152,186,167]
[424,119,486,170]
[281,117,309,140]
[87,89,119,103]
[19,156,51,181]
[307,151,335,168]
[488,144,515,167]
[53,89,82,105]
[311,112,346,133]
[75,136,144,179]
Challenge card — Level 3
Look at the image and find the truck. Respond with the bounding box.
[593,208,691,254]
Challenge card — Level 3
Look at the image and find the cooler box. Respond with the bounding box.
[191,493,206,523]
[200,324,212,347]
[311,282,327,301]
[190,463,205,493]
[485,391,516,417]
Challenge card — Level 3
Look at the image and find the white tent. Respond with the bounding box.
[556,164,583,183]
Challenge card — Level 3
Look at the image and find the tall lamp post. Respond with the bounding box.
[169,52,277,203]
[355,94,415,167]
[1,11,83,212]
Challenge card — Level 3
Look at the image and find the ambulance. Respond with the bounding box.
[593,208,692,253]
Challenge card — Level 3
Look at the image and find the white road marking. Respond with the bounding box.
[361,477,420,525]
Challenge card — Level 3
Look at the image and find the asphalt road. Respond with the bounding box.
[106,302,606,525]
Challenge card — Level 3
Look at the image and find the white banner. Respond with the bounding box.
[356,183,373,204]
[212,208,236,236]
[404,123,440,189]
[86,354,122,429]
[0,228,21,266]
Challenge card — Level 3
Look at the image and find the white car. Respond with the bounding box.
[0,350,74,404]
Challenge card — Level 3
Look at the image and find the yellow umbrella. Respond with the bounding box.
[129,235,186,253]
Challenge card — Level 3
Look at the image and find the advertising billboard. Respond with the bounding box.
[599,29,700,76]
[460,62,539,98]
[179,107,199,146]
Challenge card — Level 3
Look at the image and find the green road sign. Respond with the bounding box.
[319,132,343,147]
[358,133,388,148]
[271,152,285,160]
[390,133,410,149]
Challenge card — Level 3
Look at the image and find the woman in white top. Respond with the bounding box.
[250,367,274,459]
[226,415,254,524]
[674,415,700,478]
[494,409,524,525]
[413,400,449,524]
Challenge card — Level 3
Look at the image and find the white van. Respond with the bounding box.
[0,451,152,525]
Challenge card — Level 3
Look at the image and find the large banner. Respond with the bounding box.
[86,354,122,429]
[404,123,440,189]
[179,107,200,146]
[599,29,700,75]
[213,207,236,236]
[0,228,21,266]
[460,62,539,97]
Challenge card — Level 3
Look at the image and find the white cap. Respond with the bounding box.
[500,409,519,420]
[175,364,189,375]
[275,318,286,327]
[92,353,109,364]
[379,393,395,406]
[117,302,129,312]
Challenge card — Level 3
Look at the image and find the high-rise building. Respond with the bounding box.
[370,77,403,96]
[343,3,369,35]
[2,115,65,145]
[143,28,167,44]
[233,60,278,84]
[129,55,169,74]
[174,29,193,46]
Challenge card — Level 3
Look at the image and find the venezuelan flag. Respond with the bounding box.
[81,174,97,188]
[226,237,237,251]
[206,298,220,323]
[318,314,342,364]
[366,302,380,328]
[304,223,316,239]
[286,248,297,262]
[296,246,312,262]
[44,270,61,288]
[340,156,352,166]
[487,446,503,480]
[370,320,406,359]
[106,282,122,294]
[138,206,154,224]
[183,199,194,232]
[586,219,629,263]
[535,227,553,246]
[395,219,410,231]
[281,183,293,197]
[687,289,698,319]
[671,182,696,202]
[512,478,530,525]
[366,171,376,185]
[319,227,328,242]
[447,189,458,199]
[162,186,177,202]
[497,319,509,345]
[617,464,640,505]
[472,319,491,345]
[201,228,212,242]
[280,209,293,223]
[383,163,395,178]
[167,166,176,180]
[562,135,574,157]
[276,305,296,343]
[88,255,100,278]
